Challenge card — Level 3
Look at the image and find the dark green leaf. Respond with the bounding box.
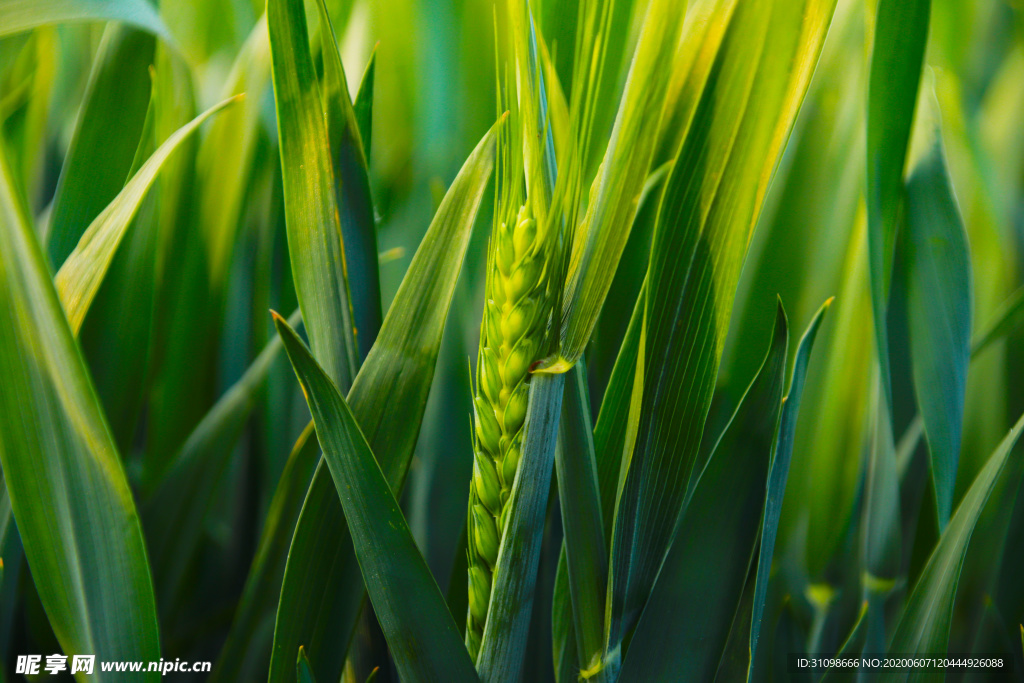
[353,46,376,166]
[619,303,788,680]
[903,98,972,528]
[314,0,381,360]
[554,362,606,674]
[268,117,499,683]
[273,313,478,682]
[749,298,832,676]
[47,25,154,269]
[269,0,358,389]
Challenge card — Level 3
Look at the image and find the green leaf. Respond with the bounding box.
[269,0,358,390]
[273,313,479,682]
[55,95,239,334]
[0,0,170,40]
[268,118,499,683]
[748,298,832,677]
[47,24,155,269]
[296,646,316,683]
[903,94,973,529]
[142,309,300,611]
[865,0,929,406]
[0,140,160,679]
[558,0,688,364]
[211,423,320,683]
[618,303,788,680]
[554,362,606,673]
[605,0,837,657]
[352,46,376,159]
[883,412,1024,680]
[314,0,381,360]
[477,373,565,683]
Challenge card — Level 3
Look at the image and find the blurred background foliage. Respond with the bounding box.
[2,0,1024,680]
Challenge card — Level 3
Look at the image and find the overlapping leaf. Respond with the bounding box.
[0,139,160,680]
[268,117,499,683]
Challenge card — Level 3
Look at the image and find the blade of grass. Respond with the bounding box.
[314,0,381,360]
[0,139,160,681]
[268,118,500,683]
[605,0,837,659]
[46,24,154,269]
[554,361,606,675]
[619,303,788,680]
[269,0,358,389]
[748,297,832,678]
[903,89,972,529]
[274,313,479,681]
[556,0,687,365]
[353,46,376,159]
[55,96,240,334]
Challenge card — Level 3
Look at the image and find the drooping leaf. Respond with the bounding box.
[883,412,1024,680]
[47,24,155,269]
[274,313,479,682]
[269,0,358,389]
[903,93,972,529]
[268,117,499,683]
[748,297,832,676]
[0,0,170,40]
[0,139,160,680]
[55,96,240,334]
[619,302,788,680]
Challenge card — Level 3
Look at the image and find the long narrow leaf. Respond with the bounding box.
[619,303,788,680]
[903,95,972,528]
[0,0,170,40]
[268,118,499,683]
[55,96,240,334]
[883,412,1024,680]
[0,139,160,680]
[748,298,832,677]
[269,0,358,389]
[274,313,478,682]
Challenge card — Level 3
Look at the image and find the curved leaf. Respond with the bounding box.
[883,412,1024,680]
[0,140,160,680]
[47,24,155,269]
[55,95,239,334]
[0,0,170,40]
[268,117,499,683]
[273,313,478,682]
